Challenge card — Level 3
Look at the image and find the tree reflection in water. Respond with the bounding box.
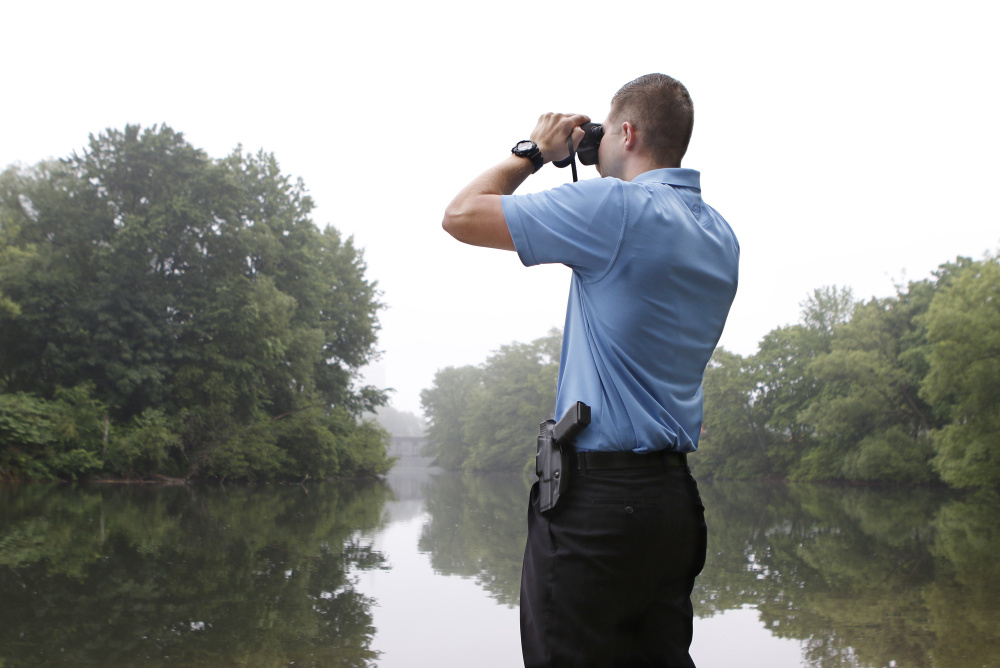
[0,482,391,667]
[415,474,1000,668]
[417,472,531,607]
[3,477,999,667]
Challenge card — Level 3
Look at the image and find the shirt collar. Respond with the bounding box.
[632,168,701,189]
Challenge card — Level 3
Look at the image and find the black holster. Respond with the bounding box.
[536,402,591,513]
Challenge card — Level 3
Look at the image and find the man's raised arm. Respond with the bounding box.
[441,112,589,250]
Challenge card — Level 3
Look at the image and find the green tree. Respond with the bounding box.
[0,386,107,481]
[920,255,1000,488]
[799,281,938,483]
[700,279,944,484]
[695,348,772,479]
[699,320,835,481]
[799,285,855,335]
[775,288,856,480]
[463,329,560,472]
[0,125,389,480]
[421,365,483,470]
[750,324,829,477]
[420,329,561,473]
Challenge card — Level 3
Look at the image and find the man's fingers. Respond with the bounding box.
[536,112,590,132]
[531,113,592,162]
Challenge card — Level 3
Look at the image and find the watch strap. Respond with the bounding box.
[512,140,544,173]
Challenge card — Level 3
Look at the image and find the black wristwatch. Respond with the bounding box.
[512,140,544,173]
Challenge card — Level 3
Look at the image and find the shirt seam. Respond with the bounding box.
[580,179,628,285]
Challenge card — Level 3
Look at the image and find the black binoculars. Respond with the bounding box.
[553,122,604,169]
[575,122,604,165]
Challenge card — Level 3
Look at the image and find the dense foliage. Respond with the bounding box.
[420,254,999,488]
[420,329,560,473]
[695,255,1000,488]
[0,125,392,481]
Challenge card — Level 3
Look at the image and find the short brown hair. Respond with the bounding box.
[609,74,694,167]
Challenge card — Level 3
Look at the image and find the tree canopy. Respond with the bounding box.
[0,125,392,481]
[420,255,1000,489]
[696,255,1000,488]
[420,329,560,473]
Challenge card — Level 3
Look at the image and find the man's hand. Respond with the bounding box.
[530,113,591,164]
[441,112,591,250]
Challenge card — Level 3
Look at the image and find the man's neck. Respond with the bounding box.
[623,158,680,182]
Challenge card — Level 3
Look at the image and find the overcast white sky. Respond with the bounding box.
[3,0,998,416]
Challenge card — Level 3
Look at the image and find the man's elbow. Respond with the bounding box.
[440,195,514,250]
[441,201,481,244]
[441,203,464,240]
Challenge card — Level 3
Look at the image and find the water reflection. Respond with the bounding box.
[412,474,1000,668]
[0,482,391,667]
[417,473,531,607]
[714,484,1000,667]
[3,475,999,667]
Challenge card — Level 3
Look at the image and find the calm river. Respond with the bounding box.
[2,457,998,667]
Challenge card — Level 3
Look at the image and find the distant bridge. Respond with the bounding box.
[387,435,428,458]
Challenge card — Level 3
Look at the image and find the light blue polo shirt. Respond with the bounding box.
[501,168,739,453]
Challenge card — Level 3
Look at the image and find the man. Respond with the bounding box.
[442,74,739,668]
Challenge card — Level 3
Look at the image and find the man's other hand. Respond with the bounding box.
[530,113,591,164]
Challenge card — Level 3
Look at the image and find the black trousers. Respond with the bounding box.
[520,463,707,668]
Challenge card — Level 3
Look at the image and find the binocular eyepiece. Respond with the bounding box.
[575,122,604,166]
[553,122,604,169]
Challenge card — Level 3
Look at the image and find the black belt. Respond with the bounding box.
[573,449,687,473]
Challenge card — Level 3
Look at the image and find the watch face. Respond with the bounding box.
[515,140,536,152]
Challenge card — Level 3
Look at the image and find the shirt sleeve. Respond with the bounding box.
[501,178,627,281]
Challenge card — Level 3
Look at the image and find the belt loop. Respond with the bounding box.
[577,450,587,476]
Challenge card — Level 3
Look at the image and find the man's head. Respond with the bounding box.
[598,74,694,178]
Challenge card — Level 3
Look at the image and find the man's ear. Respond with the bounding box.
[622,121,638,151]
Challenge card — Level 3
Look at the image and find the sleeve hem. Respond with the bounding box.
[501,195,538,266]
